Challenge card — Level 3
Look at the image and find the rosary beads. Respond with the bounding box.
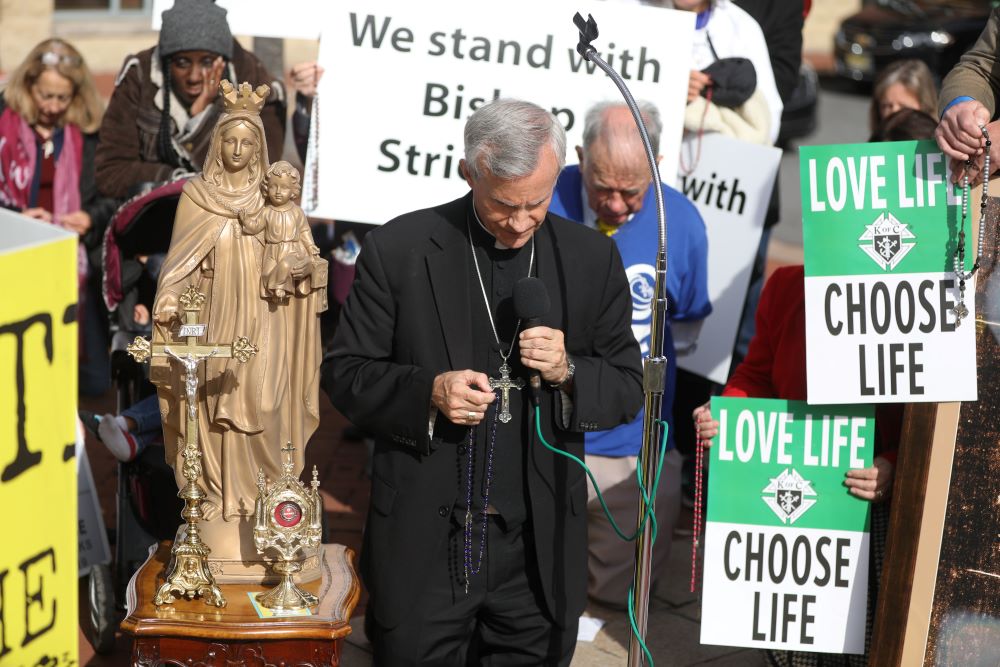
[462,405,499,594]
[952,125,991,324]
[690,423,706,594]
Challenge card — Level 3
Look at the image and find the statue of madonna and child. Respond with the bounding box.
[150,81,328,583]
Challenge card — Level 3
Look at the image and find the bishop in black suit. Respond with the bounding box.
[323,99,642,665]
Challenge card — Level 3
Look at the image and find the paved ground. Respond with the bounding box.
[333,535,770,667]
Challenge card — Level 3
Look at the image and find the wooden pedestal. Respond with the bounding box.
[121,541,360,666]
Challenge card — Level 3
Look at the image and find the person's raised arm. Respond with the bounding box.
[939,10,1000,119]
[936,99,991,162]
[937,11,1000,160]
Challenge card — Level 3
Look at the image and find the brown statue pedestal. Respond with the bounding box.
[122,541,360,666]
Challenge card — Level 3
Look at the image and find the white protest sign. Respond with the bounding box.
[801,140,977,403]
[701,398,873,654]
[152,0,322,39]
[304,0,694,223]
[676,134,781,384]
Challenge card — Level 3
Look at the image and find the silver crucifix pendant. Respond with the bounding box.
[488,363,524,424]
[953,301,969,324]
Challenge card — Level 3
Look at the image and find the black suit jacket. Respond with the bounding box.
[322,193,643,629]
[734,0,804,106]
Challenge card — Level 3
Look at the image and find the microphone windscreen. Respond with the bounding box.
[513,277,551,321]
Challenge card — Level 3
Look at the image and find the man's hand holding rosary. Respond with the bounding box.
[432,371,495,426]
[431,325,572,427]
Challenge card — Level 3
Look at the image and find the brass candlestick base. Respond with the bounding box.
[154,540,225,607]
[126,286,258,608]
[254,444,323,612]
[255,559,318,610]
[153,441,226,608]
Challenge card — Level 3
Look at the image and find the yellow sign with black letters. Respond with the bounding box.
[0,214,79,666]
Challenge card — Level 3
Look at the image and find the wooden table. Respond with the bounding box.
[122,542,360,666]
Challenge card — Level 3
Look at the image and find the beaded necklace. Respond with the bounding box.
[462,405,498,594]
[461,212,534,593]
[953,125,991,324]
[690,429,706,593]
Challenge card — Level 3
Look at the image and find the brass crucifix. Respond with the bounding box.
[126,285,257,608]
[488,362,524,424]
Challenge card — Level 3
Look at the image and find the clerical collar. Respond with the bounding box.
[470,201,513,250]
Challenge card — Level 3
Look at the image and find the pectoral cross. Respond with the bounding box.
[126,285,257,608]
[488,362,524,424]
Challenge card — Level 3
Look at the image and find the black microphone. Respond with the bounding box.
[573,12,599,59]
[513,277,551,406]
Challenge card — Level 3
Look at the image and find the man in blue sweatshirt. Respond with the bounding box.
[549,101,711,606]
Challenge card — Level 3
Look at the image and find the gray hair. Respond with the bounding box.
[582,100,662,157]
[464,98,566,180]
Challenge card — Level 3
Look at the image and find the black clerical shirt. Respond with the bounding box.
[464,212,536,527]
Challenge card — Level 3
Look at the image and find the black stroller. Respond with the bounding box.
[83,180,187,654]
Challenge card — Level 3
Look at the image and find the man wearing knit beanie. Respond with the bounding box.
[157,0,233,119]
[95,0,286,199]
[159,0,234,61]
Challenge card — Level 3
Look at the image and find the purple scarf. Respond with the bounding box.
[0,107,87,285]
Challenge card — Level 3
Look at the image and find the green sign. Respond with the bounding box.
[800,140,969,277]
[707,398,873,531]
[799,140,978,404]
[701,397,873,653]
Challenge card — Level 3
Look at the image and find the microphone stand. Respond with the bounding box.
[573,13,668,666]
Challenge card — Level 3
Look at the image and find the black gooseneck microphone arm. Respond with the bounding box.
[573,12,669,667]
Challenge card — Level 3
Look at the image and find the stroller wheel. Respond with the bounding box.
[85,563,117,654]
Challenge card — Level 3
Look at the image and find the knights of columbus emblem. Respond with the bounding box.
[858,212,916,271]
[762,469,817,525]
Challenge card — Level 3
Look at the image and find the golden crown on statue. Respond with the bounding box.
[220,80,269,114]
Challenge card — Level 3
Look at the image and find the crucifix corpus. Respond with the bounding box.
[127,285,257,607]
[489,362,524,424]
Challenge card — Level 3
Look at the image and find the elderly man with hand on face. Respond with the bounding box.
[549,100,712,608]
[323,98,642,665]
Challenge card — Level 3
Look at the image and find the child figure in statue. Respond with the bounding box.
[239,161,318,299]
